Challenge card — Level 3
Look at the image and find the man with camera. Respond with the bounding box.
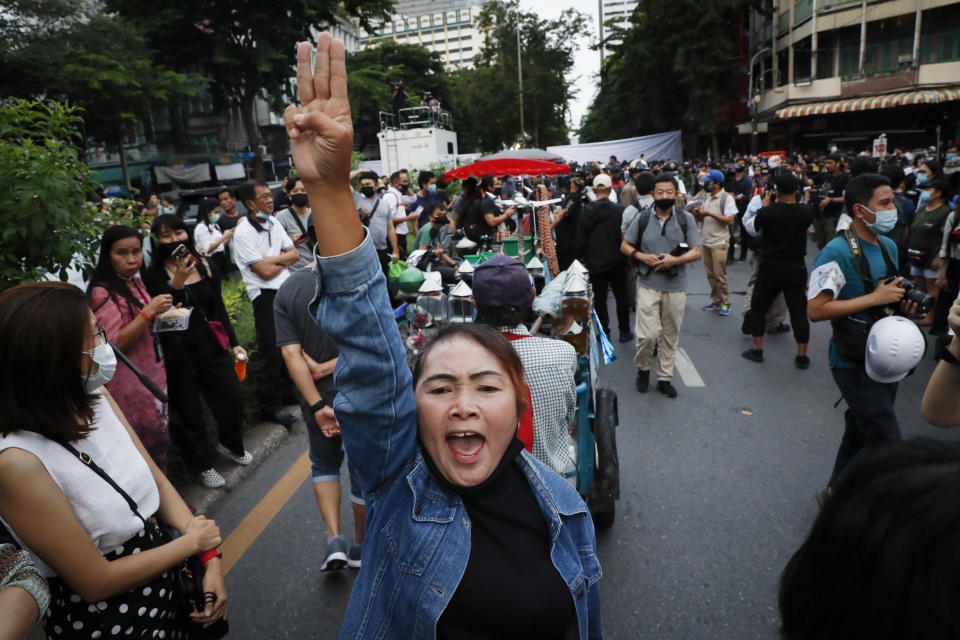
[621,175,702,397]
[807,173,925,502]
[813,154,848,250]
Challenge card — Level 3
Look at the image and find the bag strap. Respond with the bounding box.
[55,440,147,526]
[842,229,897,292]
[289,208,309,237]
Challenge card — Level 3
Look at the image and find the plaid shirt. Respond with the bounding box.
[499,324,578,475]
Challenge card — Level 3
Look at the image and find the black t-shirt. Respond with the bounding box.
[462,196,499,241]
[554,193,583,254]
[217,211,241,231]
[274,268,339,399]
[818,172,849,218]
[753,202,815,260]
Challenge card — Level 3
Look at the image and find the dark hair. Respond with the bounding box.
[418,170,435,188]
[148,214,208,279]
[879,163,905,188]
[216,187,234,200]
[197,197,220,226]
[844,173,891,215]
[652,174,678,191]
[479,174,496,191]
[633,171,655,195]
[0,282,97,439]
[236,180,267,207]
[87,225,145,315]
[412,323,529,419]
[779,438,960,640]
[284,176,304,194]
[475,304,528,328]
[773,172,798,195]
[921,159,943,181]
[849,155,880,177]
[359,171,378,183]
[827,153,843,163]
[462,176,481,201]
[389,170,405,185]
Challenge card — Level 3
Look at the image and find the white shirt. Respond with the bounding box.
[233,216,294,301]
[193,222,225,255]
[0,391,160,577]
[383,187,407,235]
[743,194,764,237]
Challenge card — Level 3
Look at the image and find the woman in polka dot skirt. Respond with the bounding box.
[0,283,228,639]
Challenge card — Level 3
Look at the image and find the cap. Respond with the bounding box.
[593,173,612,190]
[472,255,534,309]
[865,316,926,383]
[699,169,725,183]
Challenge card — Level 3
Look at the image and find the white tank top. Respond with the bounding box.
[0,391,160,577]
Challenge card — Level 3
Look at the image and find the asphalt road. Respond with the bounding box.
[210,246,955,639]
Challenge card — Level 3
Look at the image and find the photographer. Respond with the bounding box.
[621,175,701,398]
[390,80,407,117]
[807,173,922,503]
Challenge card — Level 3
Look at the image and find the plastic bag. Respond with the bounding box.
[533,269,569,317]
[387,259,406,285]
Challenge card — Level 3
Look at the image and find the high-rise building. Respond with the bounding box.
[356,0,485,70]
[599,0,639,57]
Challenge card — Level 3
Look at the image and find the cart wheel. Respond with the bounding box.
[591,388,619,529]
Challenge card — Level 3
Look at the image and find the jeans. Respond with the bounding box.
[828,366,901,487]
[590,265,630,333]
[300,397,363,503]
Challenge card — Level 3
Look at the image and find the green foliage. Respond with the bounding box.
[580,0,769,145]
[449,1,587,152]
[0,99,103,289]
[346,42,451,152]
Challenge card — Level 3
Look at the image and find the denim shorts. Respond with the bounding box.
[301,399,364,504]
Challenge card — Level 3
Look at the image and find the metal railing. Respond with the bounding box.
[379,107,454,132]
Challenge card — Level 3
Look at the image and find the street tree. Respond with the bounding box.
[346,41,450,154]
[105,0,394,179]
[580,0,768,156]
[448,1,587,153]
[0,1,199,189]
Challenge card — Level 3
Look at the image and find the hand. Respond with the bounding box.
[433,245,445,256]
[899,298,921,318]
[359,207,369,216]
[654,254,678,271]
[172,256,197,289]
[871,277,906,306]
[144,294,174,316]
[182,516,222,555]
[285,33,353,188]
[948,298,960,336]
[315,406,340,437]
[293,234,310,246]
[819,198,830,208]
[691,205,702,216]
[638,252,661,268]
[232,345,247,361]
[504,206,517,217]
[189,561,227,628]
[222,228,234,241]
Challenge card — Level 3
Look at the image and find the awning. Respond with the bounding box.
[774,87,960,119]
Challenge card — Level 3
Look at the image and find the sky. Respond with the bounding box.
[518,0,601,141]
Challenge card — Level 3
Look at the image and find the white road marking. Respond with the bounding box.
[675,348,705,387]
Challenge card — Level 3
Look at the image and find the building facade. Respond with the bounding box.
[748,0,960,153]
[599,0,640,58]
[356,0,484,70]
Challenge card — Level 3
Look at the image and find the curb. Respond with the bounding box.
[175,404,302,515]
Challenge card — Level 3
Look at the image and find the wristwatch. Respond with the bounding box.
[310,398,326,413]
[940,345,960,366]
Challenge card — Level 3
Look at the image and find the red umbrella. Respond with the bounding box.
[445,158,570,181]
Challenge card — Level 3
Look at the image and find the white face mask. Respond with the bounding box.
[84,341,117,393]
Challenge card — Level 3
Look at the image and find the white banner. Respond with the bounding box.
[547,130,683,165]
[154,163,212,185]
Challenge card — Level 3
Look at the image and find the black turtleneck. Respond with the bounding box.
[423,438,577,640]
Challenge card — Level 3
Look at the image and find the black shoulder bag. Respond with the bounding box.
[55,440,227,639]
[830,229,898,363]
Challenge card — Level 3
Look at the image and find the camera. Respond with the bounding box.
[669,242,689,258]
[897,278,935,315]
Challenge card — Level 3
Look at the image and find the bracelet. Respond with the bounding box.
[138,310,155,321]
[310,398,326,413]
[199,548,222,565]
[940,346,960,366]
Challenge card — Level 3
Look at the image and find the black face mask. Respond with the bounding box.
[360,186,376,198]
[155,241,183,263]
[432,215,448,226]
[291,193,309,208]
[654,198,675,210]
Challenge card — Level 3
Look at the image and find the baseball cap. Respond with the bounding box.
[699,169,725,184]
[472,255,534,309]
[593,173,612,190]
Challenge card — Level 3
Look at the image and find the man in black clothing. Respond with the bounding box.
[730,163,754,261]
[554,178,584,271]
[576,174,632,342]
[742,172,814,368]
[814,154,849,250]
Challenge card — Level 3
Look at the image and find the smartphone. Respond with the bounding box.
[171,244,189,263]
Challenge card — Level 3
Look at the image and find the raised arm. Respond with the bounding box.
[283,33,416,493]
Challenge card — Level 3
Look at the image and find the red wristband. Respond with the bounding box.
[199,548,222,565]
[138,310,155,321]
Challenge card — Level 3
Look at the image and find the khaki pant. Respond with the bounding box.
[743,252,787,331]
[634,286,686,381]
[702,243,730,306]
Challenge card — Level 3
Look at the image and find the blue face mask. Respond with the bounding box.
[916,173,928,185]
[862,205,898,235]
[947,153,957,160]
[209,213,221,224]
[918,190,932,205]
[256,211,270,220]
[427,184,437,194]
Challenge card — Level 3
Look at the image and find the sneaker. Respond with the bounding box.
[718,304,731,316]
[741,348,764,363]
[635,369,650,393]
[199,468,226,489]
[321,537,348,572]
[347,544,362,569]
[228,450,254,465]
[618,329,633,343]
[656,380,678,398]
[702,303,719,312]
[795,355,810,369]
[769,323,791,334]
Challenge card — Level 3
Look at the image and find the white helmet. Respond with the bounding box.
[865,316,926,383]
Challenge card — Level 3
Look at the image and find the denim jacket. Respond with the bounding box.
[311,232,603,639]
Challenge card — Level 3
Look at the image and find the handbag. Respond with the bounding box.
[183,283,231,353]
[54,440,228,639]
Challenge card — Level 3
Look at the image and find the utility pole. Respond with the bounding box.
[749,46,771,155]
[517,20,524,147]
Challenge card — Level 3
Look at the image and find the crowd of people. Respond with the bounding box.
[2,29,960,640]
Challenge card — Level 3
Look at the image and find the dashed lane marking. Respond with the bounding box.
[675,348,705,388]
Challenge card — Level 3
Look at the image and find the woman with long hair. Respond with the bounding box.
[193,197,234,277]
[87,225,172,467]
[0,282,227,638]
[143,215,250,489]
